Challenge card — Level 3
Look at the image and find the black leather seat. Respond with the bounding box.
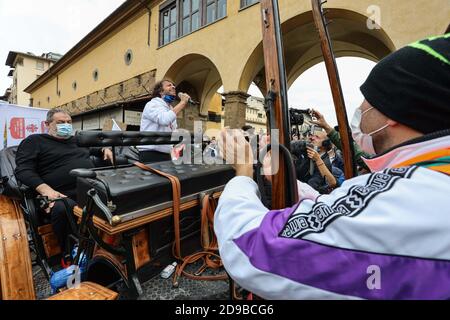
[0,146,53,225]
[1,146,55,278]
[0,146,22,200]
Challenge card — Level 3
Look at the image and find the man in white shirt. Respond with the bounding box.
[139,79,191,162]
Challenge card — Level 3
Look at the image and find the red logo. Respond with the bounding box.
[26,124,39,133]
[9,117,25,139]
[9,117,43,139]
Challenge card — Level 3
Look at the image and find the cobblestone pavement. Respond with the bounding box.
[33,259,230,300]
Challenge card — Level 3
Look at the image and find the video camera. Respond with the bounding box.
[290,140,318,183]
[290,140,313,159]
[289,108,311,126]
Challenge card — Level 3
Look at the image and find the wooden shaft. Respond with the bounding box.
[311,0,356,179]
[260,0,292,209]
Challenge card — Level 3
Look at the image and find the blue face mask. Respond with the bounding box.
[56,123,73,138]
[163,95,176,104]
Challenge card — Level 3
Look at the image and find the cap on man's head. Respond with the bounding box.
[360,34,450,134]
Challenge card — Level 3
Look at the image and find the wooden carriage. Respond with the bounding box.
[0,194,118,300]
[0,145,118,300]
[70,156,234,298]
[0,131,233,299]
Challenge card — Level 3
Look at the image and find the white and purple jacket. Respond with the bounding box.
[214,134,450,300]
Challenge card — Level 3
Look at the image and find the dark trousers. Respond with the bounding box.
[50,198,77,255]
[139,150,171,163]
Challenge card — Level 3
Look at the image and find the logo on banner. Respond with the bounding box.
[1,104,49,150]
[27,123,39,134]
[10,117,25,139]
[9,117,45,139]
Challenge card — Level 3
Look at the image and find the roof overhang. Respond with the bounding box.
[5,51,58,68]
[5,51,18,67]
[25,0,155,94]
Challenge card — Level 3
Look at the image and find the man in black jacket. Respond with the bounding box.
[15,108,113,265]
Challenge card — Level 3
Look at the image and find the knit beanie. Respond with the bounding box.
[360,34,450,134]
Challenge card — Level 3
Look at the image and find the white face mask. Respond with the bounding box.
[351,107,389,155]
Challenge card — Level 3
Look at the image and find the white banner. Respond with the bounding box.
[0,103,49,151]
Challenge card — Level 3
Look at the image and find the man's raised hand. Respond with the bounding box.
[218,128,254,178]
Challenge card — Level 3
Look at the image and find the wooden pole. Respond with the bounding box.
[311,0,356,178]
[260,0,298,209]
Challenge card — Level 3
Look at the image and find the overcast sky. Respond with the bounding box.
[0,0,125,92]
[248,57,376,126]
[0,0,375,126]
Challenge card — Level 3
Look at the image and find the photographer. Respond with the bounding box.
[290,140,311,184]
[290,134,337,193]
[310,109,369,172]
[214,35,450,300]
[288,109,337,192]
[323,138,344,172]
[306,143,337,191]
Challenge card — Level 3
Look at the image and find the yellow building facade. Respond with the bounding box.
[245,96,267,133]
[205,93,267,133]
[6,51,59,106]
[25,0,449,130]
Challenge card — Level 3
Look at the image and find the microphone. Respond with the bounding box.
[178,92,200,105]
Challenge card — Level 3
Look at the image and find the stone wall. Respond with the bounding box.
[177,103,208,132]
[59,70,156,115]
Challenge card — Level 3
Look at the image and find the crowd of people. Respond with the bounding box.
[289,105,378,194]
[291,122,342,194]
[214,34,450,299]
[10,33,449,300]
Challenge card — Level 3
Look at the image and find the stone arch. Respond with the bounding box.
[238,8,396,92]
[163,53,224,115]
[163,54,224,131]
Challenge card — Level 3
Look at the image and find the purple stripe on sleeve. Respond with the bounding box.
[233,208,450,300]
